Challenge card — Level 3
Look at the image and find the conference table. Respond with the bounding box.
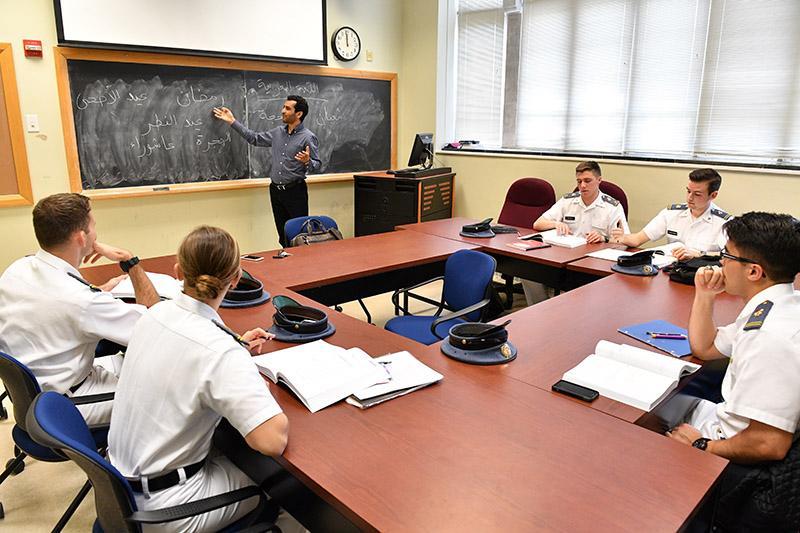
[80,223,737,532]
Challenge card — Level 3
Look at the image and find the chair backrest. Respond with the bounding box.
[442,250,497,321]
[0,351,42,433]
[572,180,629,217]
[498,178,557,227]
[27,391,139,532]
[284,216,339,245]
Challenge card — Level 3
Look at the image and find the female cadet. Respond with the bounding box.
[107,226,290,532]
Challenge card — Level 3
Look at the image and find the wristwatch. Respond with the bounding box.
[120,256,140,273]
[692,437,710,451]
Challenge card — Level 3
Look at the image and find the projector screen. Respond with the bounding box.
[54,0,327,64]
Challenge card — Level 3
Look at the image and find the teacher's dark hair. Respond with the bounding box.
[287,95,309,122]
[723,212,800,283]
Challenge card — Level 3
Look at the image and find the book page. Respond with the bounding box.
[539,229,587,248]
[563,354,677,411]
[111,272,183,300]
[353,351,443,400]
[594,340,700,379]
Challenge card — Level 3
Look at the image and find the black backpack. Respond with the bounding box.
[664,255,721,285]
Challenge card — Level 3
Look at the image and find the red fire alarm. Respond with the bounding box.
[23,40,43,58]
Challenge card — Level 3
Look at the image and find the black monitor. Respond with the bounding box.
[408,133,434,168]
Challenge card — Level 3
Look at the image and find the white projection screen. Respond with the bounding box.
[55,0,327,64]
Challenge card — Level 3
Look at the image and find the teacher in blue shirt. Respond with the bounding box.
[213,95,321,248]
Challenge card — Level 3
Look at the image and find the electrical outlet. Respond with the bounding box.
[25,114,40,133]
[366,50,374,62]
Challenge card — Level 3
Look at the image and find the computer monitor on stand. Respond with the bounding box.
[389,133,450,177]
[408,133,434,169]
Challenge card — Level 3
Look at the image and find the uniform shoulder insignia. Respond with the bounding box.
[212,319,250,348]
[563,191,581,199]
[743,300,773,331]
[669,203,688,210]
[601,194,619,206]
[67,272,101,292]
[711,208,731,220]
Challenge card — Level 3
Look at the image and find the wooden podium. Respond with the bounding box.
[353,170,455,236]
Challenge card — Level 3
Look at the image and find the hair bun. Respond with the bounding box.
[194,274,223,300]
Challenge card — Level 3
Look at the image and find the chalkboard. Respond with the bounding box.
[56,48,395,194]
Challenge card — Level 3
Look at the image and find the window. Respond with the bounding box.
[440,0,800,168]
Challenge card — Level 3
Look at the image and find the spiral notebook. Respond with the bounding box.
[617,320,692,358]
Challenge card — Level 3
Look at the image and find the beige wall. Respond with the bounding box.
[0,0,404,270]
[2,0,798,271]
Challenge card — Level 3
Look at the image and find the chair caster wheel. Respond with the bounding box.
[0,501,5,519]
[6,458,23,476]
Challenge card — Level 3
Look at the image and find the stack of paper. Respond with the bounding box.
[251,340,388,413]
[111,272,183,300]
[346,351,443,409]
[538,229,587,248]
[562,340,700,411]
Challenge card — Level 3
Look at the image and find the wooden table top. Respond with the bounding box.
[234,230,477,291]
[398,216,625,268]
[78,231,735,531]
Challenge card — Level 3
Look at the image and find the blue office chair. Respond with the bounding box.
[384,249,497,345]
[26,391,279,533]
[285,215,373,323]
[0,351,112,527]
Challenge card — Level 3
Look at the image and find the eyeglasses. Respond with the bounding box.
[720,247,757,265]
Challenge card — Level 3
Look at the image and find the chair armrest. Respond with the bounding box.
[391,275,445,314]
[429,298,491,340]
[70,392,114,405]
[128,486,265,524]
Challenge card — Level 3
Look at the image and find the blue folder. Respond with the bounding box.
[617,319,692,358]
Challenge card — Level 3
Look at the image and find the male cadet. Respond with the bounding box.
[668,212,800,461]
[533,160,630,242]
[523,161,629,304]
[213,95,321,248]
[610,168,729,260]
[0,193,159,425]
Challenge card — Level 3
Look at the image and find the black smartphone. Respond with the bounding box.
[551,380,599,402]
[241,254,264,262]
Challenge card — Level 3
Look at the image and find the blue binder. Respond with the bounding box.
[617,319,692,358]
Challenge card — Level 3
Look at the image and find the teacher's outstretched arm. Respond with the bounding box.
[212,106,235,124]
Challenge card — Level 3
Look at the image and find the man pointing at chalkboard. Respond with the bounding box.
[213,95,321,248]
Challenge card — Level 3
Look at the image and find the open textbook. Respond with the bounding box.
[346,351,443,409]
[111,272,183,300]
[251,340,388,413]
[536,229,587,248]
[562,340,700,411]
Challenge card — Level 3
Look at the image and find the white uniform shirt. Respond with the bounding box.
[0,249,145,392]
[642,202,730,253]
[704,283,800,439]
[541,192,630,237]
[108,292,283,530]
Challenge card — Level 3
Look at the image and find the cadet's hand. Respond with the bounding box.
[242,328,275,354]
[212,107,235,125]
[585,231,604,244]
[609,226,625,244]
[294,146,311,165]
[84,242,134,264]
[666,423,702,446]
[694,265,725,296]
[673,246,700,261]
[98,274,128,292]
[554,222,571,236]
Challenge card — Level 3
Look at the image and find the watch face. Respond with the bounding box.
[333,27,360,61]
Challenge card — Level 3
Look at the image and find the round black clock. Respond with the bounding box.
[332,26,361,62]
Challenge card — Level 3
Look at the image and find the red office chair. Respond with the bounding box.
[497,178,557,308]
[498,178,557,228]
[573,180,629,218]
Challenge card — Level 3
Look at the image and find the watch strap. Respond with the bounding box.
[120,256,140,273]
